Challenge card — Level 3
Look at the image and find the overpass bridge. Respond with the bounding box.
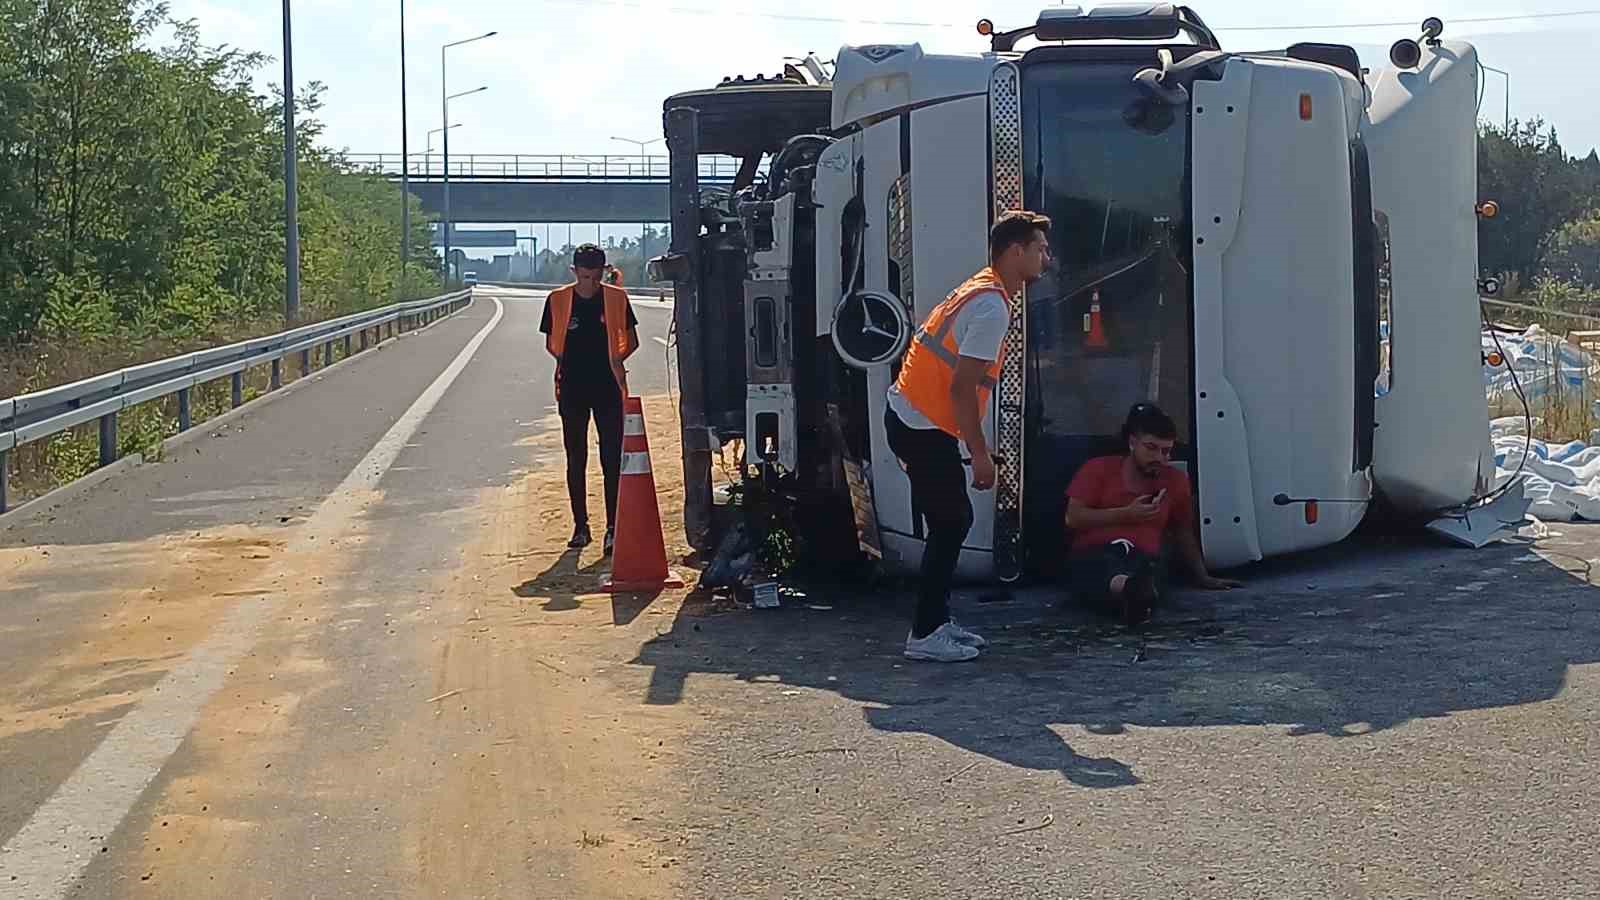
[352,153,761,224]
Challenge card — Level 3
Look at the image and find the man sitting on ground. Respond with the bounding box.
[1063,403,1241,626]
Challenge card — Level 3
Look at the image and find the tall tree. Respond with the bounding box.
[1477,120,1596,284]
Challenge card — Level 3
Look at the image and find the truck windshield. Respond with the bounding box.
[1019,58,1194,563]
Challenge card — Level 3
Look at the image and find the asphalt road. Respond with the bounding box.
[4,283,1600,898]
[0,286,683,898]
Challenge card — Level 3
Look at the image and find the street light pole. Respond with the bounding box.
[399,0,410,297]
[611,135,663,279]
[441,86,486,282]
[441,30,497,284]
[1482,63,1510,134]
[427,124,461,153]
[282,0,300,324]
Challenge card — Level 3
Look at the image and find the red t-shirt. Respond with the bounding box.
[1065,456,1193,555]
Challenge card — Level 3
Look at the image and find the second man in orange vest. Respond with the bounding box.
[885,210,1053,662]
[541,243,640,554]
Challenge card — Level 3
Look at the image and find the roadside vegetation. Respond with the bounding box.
[0,0,442,503]
[1478,120,1600,443]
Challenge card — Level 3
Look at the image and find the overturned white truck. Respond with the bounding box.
[652,5,1499,583]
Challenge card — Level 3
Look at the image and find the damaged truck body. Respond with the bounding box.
[651,5,1501,584]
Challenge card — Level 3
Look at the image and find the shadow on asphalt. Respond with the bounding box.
[630,530,1600,789]
[514,549,605,609]
[512,548,664,626]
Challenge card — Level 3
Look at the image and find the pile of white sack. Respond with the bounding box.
[1484,324,1594,407]
[1491,416,1600,522]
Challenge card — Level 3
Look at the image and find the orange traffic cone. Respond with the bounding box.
[603,396,684,593]
[1084,289,1108,349]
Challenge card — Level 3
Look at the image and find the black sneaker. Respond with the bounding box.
[603,527,615,557]
[1121,572,1157,628]
[568,524,592,549]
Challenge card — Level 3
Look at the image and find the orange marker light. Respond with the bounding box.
[977,18,994,36]
[1304,500,1319,525]
[1486,351,1505,367]
[1299,93,1313,120]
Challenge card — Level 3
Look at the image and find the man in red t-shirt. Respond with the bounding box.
[1063,403,1241,626]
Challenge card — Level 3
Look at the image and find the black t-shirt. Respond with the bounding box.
[541,290,638,394]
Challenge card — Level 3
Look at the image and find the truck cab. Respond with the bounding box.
[655,5,1492,583]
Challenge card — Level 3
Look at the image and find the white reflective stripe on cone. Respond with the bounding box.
[621,451,652,475]
[624,413,646,436]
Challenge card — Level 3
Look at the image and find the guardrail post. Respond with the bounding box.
[344,334,352,357]
[99,413,117,467]
[177,387,192,431]
[232,372,244,408]
[360,329,369,351]
[0,449,8,514]
[271,358,283,390]
[300,349,311,376]
[323,340,334,366]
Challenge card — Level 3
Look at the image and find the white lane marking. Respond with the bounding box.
[0,298,506,900]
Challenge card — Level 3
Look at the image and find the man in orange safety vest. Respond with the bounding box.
[884,210,1052,662]
[541,243,640,555]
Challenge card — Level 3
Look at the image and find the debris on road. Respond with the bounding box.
[998,814,1055,838]
[943,761,979,784]
[425,689,462,704]
[762,747,855,762]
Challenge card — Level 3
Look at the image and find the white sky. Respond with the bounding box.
[160,1,1600,252]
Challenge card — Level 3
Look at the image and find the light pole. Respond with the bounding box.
[442,30,497,283]
[516,234,538,281]
[1481,64,1510,134]
[611,135,663,273]
[441,87,485,281]
[399,0,409,296]
[282,0,300,324]
[428,124,461,154]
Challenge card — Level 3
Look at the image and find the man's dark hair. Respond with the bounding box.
[1121,402,1178,444]
[989,210,1052,260]
[573,243,606,270]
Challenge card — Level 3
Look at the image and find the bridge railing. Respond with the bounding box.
[0,289,475,515]
[348,153,765,182]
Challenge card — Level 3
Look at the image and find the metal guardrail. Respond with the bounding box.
[347,153,764,182]
[1480,297,1600,327]
[0,289,474,514]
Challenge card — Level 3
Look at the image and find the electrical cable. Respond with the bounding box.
[1447,304,1533,514]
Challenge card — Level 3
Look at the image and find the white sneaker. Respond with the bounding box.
[946,618,988,649]
[904,623,980,662]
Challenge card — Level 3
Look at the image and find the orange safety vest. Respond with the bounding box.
[546,283,633,373]
[892,266,1011,437]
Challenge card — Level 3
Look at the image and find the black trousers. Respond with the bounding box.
[1067,541,1162,616]
[559,385,624,529]
[885,406,973,640]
